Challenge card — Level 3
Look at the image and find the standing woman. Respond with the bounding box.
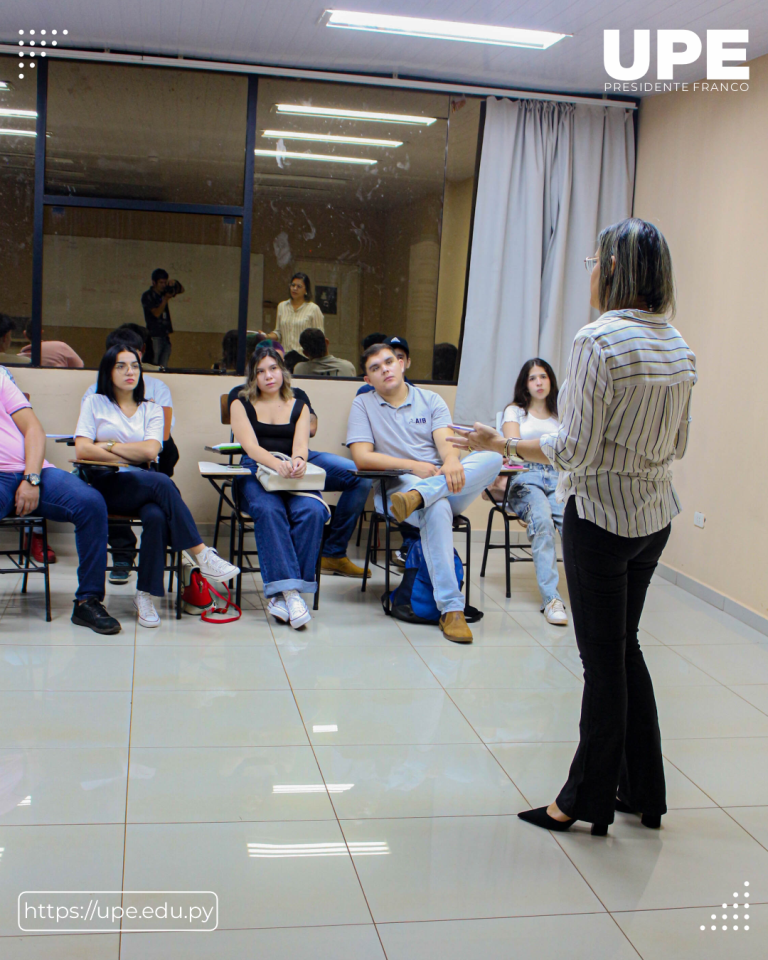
[230,344,327,629]
[452,218,696,835]
[274,273,324,360]
[74,346,239,628]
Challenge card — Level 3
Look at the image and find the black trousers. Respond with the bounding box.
[556,497,671,824]
[109,435,180,566]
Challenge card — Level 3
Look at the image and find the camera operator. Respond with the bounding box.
[141,268,184,370]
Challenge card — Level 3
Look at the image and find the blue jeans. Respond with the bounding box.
[0,467,108,601]
[381,451,502,615]
[237,457,327,596]
[307,450,372,558]
[507,463,564,607]
[89,470,202,597]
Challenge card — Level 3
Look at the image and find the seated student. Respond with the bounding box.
[356,336,412,396]
[0,314,23,366]
[228,342,372,580]
[496,359,567,626]
[293,328,356,378]
[0,375,121,634]
[19,321,84,368]
[347,342,501,643]
[230,344,327,629]
[83,325,179,584]
[74,345,239,629]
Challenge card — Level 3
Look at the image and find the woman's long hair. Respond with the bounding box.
[510,358,558,417]
[240,344,294,403]
[96,344,145,404]
[596,217,675,316]
[290,272,312,302]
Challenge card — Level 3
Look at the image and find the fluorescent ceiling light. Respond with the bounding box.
[263,129,402,147]
[324,9,568,50]
[0,108,36,118]
[276,103,435,126]
[255,149,374,166]
[0,128,36,137]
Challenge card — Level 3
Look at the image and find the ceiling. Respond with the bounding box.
[1,0,766,96]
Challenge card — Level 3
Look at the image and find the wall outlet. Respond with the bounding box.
[694,512,706,528]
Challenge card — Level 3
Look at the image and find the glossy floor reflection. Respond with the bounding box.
[1,535,767,957]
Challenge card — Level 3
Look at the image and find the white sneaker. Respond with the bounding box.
[543,598,568,625]
[268,596,290,623]
[284,589,311,629]
[134,590,161,628]
[185,547,240,584]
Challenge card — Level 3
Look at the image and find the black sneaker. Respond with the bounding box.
[109,564,132,585]
[71,598,122,635]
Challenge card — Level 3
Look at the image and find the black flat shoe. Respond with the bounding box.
[615,798,662,829]
[518,807,609,836]
[72,598,121,635]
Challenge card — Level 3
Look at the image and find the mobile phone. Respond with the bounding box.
[448,423,473,432]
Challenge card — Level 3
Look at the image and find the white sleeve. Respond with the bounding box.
[149,378,172,408]
[81,382,97,405]
[75,395,98,439]
[502,404,522,424]
[144,402,165,444]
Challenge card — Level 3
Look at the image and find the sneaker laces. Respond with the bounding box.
[199,547,235,576]
[283,589,307,619]
[135,591,158,620]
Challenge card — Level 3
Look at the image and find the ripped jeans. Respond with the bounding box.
[507,463,564,608]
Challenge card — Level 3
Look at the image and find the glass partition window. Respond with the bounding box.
[0,56,36,366]
[45,61,248,205]
[42,207,243,371]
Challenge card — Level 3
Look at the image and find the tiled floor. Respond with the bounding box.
[0,534,766,958]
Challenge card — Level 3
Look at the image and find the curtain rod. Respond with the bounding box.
[0,44,637,110]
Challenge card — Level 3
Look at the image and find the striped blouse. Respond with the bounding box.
[539,309,697,538]
[275,300,324,353]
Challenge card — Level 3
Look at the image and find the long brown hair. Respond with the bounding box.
[510,358,558,417]
[240,345,294,403]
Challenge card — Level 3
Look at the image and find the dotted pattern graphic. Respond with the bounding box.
[700,881,750,932]
[16,28,68,80]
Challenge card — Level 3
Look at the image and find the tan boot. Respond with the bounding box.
[439,611,473,644]
[321,556,371,578]
[390,489,424,523]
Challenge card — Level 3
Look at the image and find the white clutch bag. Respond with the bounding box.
[256,451,326,492]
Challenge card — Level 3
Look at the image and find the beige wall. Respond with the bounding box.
[633,53,768,618]
[435,176,474,347]
[8,368,491,532]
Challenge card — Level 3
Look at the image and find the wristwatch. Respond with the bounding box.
[105,441,117,452]
[504,437,522,461]
[23,473,41,486]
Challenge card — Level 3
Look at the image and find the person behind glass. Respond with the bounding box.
[493,359,568,626]
[141,268,184,370]
[74,346,239,629]
[82,325,180,584]
[450,218,696,835]
[19,320,84,368]
[275,273,324,372]
[230,344,327,629]
[0,374,121,634]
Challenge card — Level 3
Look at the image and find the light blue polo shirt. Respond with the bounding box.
[346,384,452,465]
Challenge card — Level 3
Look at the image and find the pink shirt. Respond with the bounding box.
[0,377,52,472]
[19,341,84,368]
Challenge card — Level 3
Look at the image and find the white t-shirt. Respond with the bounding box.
[82,375,175,430]
[75,395,164,472]
[502,404,559,441]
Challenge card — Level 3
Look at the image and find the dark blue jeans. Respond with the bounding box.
[0,467,108,601]
[237,457,327,596]
[307,450,372,558]
[90,470,202,597]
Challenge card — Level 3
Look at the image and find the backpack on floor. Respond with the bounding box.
[386,540,464,624]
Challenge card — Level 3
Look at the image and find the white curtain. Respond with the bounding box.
[454,97,635,425]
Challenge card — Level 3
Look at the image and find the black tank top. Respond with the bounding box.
[239,395,306,458]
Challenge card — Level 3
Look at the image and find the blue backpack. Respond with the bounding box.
[386,540,464,624]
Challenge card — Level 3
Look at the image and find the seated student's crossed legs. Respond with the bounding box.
[307,450,372,575]
[387,451,502,614]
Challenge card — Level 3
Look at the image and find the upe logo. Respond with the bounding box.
[604,30,749,93]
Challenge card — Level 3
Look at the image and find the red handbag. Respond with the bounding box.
[182,567,241,623]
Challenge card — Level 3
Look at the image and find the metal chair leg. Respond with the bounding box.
[383,515,392,615]
[480,508,494,579]
[504,513,511,599]
[361,512,376,594]
[235,518,245,609]
[313,548,321,611]
[21,519,32,594]
[175,551,182,620]
[355,508,366,547]
[464,519,471,607]
[41,520,52,622]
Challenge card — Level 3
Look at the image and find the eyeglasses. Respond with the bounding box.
[584,257,598,273]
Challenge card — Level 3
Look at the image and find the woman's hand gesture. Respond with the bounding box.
[290,457,307,478]
[272,456,293,478]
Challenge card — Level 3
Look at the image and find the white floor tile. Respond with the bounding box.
[314,743,525,818]
[549,644,720,687]
[123,821,372,929]
[379,914,639,960]
[417,646,582,689]
[730,685,768,714]
[127,746,335,823]
[641,588,767,646]
[398,610,540,647]
[655,686,768,739]
[279,644,439,689]
[662,739,768,807]
[133,612,274,645]
[0,646,134,692]
[129,691,309,748]
[342,815,602,922]
[450,688,584,743]
[132,645,289,691]
[0,748,127,825]
[673,644,768,686]
[0,693,131,748]
[0,934,119,959]
[615,904,766,958]
[295,690,481,746]
[725,805,768,850]
[273,616,409,647]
